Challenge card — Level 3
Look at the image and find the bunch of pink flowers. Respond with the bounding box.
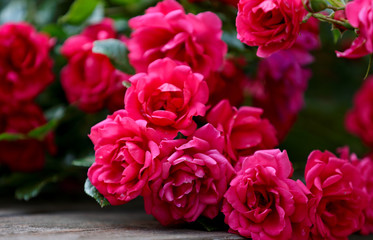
[86,0,373,239]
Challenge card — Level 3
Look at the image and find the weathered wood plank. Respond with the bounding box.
[0,199,242,240]
[0,199,371,240]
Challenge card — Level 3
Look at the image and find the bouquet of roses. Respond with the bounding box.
[1,0,373,239]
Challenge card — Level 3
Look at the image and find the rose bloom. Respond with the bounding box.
[345,76,373,147]
[338,147,373,235]
[206,99,278,168]
[88,110,170,205]
[0,22,54,102]
[127,0,227,77]
[143,124,235,225]
[336,0,373,58]
[236,0,307,58]
[305,150,368,239]
[60,18,128,113]
[222,149,310,239]
[125,58,209,139]
[0,103,55,172]
[206,58,248,107]
[354,156,373,235]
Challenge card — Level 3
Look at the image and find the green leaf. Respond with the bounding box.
[34,0,59,26]
[59,0,100,25]
[84,178,111,207]
[15,175,59,201]
[42,24,68,40]
[71,155,95,167]
[28,105,66,140]
[328,0,345,8]
[0,132,25,141]
[86,2,104,25]
[310,0,328,12]
[92,39,135,74]
[332,28,341,44]
[222,31,245,51]
[28,119,58,140]
[110,0,138,4]
[44,105,66,121]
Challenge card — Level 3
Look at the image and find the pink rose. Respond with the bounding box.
[127,0,227,77]
[336,0,373,58]
[250,50,310,140]
[206,58,248,107]
[354,156,373,235]
[222,149,310,239]
[338,147,373,235]
[0,103,56,172]
[125,58,209,138]
[236,0,307,58]
[0,22,54,102]
[345,76,373,147]
[60,18,128,113]
[143,124,235,225]
[206,99,278,168]
[88,110,166,205]
[305,150,368,239]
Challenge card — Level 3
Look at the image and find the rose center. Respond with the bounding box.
[9,37,37,70]
[149,91,184,113]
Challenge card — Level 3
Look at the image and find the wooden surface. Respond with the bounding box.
[0,198,243,240]
[0,199,371,240]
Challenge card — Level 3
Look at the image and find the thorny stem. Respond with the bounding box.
[312,13,354,30]
[303,13,312,23]
[326,5,345,11]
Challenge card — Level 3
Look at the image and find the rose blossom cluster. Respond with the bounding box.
[222,147,371,239]
[88,0,278,228]
[60,18,129,113]
[0,22,55,172]
[86,0,372,239]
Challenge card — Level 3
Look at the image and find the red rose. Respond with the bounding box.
[127,0,227,77]
[0,103,55,172]
[236,0,307,57]
[336,0,373,58]
[222,149,310,239]
[305,150,368,239]
[60,18,128,113]
[338,147,373,235]
[207,99,278,168]
[345,76,373,147]
[354,156,373,235]
[143,124,235,225]
[0,22,54,102]
[125,58,209,138]
[88,110,170,205]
